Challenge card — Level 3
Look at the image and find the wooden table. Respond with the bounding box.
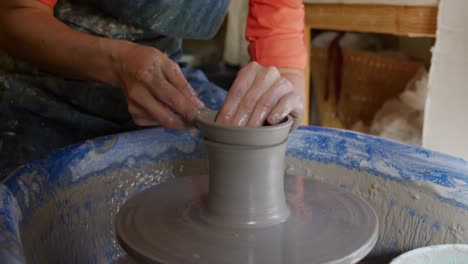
[302,3,438,125]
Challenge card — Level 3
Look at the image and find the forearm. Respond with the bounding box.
[0,0,131,86]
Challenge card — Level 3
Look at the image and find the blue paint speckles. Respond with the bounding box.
[339,184,348,189]
[416,148,431,158]
[435,194,468,211]
[0,188,23,263]
[289,127,468,207]
[405,208,431,226]
[137,185,147,193]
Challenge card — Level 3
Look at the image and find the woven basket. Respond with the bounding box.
[311,47,424,129]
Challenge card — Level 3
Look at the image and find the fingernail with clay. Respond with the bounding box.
[272,106,292,124]
[193,96,205,109]
[237,113,249,126]
[188,84,198,96]
[259,111,267,122]
[253,111,268,127]
[217,113,230,124]
[270,114,283,124]
[188,106,203,121]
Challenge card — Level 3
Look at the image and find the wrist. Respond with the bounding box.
[279,68,305,98]
[97,38,135,87]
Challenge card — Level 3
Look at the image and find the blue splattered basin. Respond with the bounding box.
[0,127,467,263]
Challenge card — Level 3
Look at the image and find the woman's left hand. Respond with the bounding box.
[216,62,305,130]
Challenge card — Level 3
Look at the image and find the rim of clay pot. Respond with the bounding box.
[195,109,293,146]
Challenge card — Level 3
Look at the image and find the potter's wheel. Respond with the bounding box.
[116,111,378,263]
[116,174,378,264]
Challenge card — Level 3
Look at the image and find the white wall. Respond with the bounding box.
[423,0,468,159]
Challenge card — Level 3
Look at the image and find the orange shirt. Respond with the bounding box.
[247,0,306,70]
[39,0,306,70]
[38,0,56,8]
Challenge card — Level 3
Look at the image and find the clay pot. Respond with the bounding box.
[196,110,293,228]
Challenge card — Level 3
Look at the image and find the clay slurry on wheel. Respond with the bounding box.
[115,110,379,264]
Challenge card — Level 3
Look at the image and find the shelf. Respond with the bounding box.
[304,3,437,37]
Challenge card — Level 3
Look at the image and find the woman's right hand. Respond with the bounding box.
[117,43,205,129]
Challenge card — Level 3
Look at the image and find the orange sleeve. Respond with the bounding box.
[38,0,57,8]
[246,0,306,70]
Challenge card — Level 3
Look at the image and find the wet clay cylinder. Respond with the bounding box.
[196,110,294,228]
[204,139,289,228]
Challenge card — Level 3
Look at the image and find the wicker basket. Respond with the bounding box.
[311,47,424,129]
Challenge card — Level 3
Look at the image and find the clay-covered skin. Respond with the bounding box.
[215,62,305,130]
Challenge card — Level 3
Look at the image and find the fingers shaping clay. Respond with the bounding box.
[115,111,379,263]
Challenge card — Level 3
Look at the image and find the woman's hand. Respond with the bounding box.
[117,44,204,129]
[216,62,305,130]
